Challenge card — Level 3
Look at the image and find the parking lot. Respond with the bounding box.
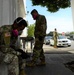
[25,41,74,54]
[43,40,74,53]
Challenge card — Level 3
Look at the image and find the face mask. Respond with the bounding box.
[33,15,37,20]
[12,29,18,37]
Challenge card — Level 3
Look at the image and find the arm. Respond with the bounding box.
[37,15,47,40]
[10,45,30,59]
[40,16,47,37]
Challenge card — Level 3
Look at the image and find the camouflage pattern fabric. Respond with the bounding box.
[34,14,47,38]
[0,25,19,75]
[32,14,47,62]
[32,37,45,62]
[53,31,58,47]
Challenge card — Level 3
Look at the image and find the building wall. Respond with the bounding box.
[0,0,10,26]
[0,0,26,25]
[0,0,27,37]
[0,0,18,25]
[19,0,28,37]
[0,0,2,25]
[71,0,74,30]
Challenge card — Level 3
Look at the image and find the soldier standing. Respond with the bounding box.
[0,17,28,75]
[26,9,47,67]
[53,28,58,48]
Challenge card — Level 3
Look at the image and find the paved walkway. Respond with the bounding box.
[25,52,74,75]
[0,47,74,75]
[24,43,74,75]
[0,42,74,75]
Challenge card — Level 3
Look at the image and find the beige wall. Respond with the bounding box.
[0,0,26,25]
[0,0,27,37]
[71,0,74,30]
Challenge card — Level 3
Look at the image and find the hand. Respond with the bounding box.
[16,52,21,55]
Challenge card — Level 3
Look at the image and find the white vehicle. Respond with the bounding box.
[50,35,71,47]
[44,36,52,45]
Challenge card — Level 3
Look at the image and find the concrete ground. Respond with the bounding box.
[24,44,74,75]
[0,44,74,75]
[25,53,74,75]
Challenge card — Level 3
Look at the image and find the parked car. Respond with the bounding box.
[50,35,71,47]
[44,36,52,45]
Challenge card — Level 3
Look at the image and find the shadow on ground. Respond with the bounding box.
[64,61,74,72]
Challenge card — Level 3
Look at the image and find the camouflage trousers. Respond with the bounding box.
[7,55,19,75]
[32,37,45,62]
[54,38,57,47]
[0,52,19,75]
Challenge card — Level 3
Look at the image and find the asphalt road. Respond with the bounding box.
[43,40,74,53]
[24,40,74,53]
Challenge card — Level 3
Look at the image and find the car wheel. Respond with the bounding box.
[50,44,52,46]
[68,45,71,47]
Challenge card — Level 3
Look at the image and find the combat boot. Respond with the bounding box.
[26,61,36,67]
[54,46,57,48]
[19,69,26,75]
[36,60,46,66]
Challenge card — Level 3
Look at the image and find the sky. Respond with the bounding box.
[24,0,74,34]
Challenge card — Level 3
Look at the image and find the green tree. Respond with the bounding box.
[47,31,53,36]
[31,0,70,12]
[27,24,35,37]
[70,32,74,34]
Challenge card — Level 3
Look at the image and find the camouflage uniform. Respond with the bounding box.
[53,29,58,48]
[32,14,47,62]
[0,25,21,75]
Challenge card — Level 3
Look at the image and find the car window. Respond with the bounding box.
[45,36,52,39]
[58,36,67,39]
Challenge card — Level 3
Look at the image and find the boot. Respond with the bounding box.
[19,69,26,75]
[26,61,36,67]
[36,60,46,66]
[54,46,57,48]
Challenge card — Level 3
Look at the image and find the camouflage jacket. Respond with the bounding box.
[35,14,47,38]
[53,31,58,40]
[0,25,19,53]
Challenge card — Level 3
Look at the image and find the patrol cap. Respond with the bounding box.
[14,17,27,27]
[31,9,38,14]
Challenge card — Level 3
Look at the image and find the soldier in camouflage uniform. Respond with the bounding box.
[26,9,47,67]
[53,28,58,48]
[0,17,28,75]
